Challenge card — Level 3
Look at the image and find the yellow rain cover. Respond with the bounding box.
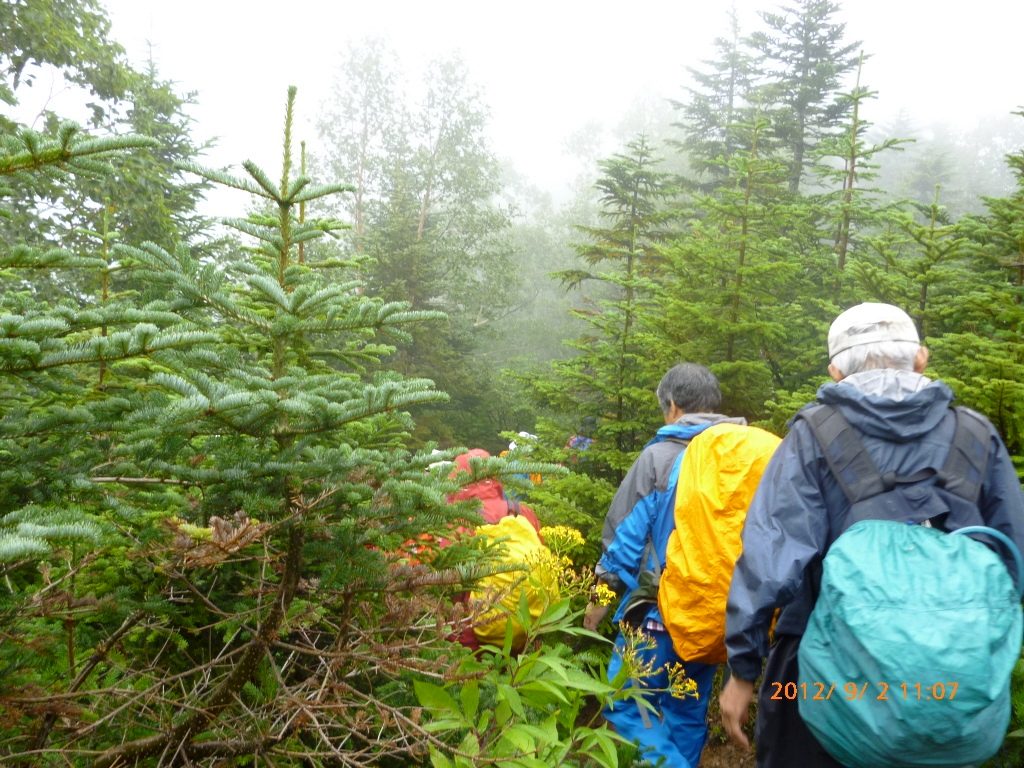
[658,423,781,663]
[471,515,559,648]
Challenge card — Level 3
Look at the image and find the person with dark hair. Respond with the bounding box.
[584,363,746,768]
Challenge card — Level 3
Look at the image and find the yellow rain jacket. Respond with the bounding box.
[658,423,781,663]
[471,515,559,648]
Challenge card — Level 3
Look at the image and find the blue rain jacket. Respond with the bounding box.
[598,414,745,624]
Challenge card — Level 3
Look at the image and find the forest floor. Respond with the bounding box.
[698,737,756,768]
[697,677,757,768]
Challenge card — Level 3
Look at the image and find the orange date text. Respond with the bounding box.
[768,682,959,701]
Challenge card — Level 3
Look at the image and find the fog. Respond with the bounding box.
[18,0,1024,211]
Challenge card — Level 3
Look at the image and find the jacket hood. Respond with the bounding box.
[815,371,955,442]
[449,449,505,502]
[647,413,748,448]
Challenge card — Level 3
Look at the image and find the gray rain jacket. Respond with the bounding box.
[725,370,1024,682]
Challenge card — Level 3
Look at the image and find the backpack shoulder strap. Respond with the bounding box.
[506,499,521,518]
[641,442,689,582]
[938,406,991,503]
[667,441,688,494]
[796,403,887,505]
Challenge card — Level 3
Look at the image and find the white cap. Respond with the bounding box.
[828,303,920,360]
[509,432,537,451]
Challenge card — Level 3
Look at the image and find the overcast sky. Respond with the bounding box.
[37,1,1024,211]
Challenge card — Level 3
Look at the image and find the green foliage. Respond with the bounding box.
[0,70,634,767]
[870,113,1024,220]
[0,0,134,109]
[809,54,909,284]
[76,61,215,251]
[522,135,678,483]
[651,110,832,420]
[501,427,616,561]
[415,597,679,768]
[5,3,1024,766]
[669,7,759,188]
[749,0,861,193]
[0,84,455,765]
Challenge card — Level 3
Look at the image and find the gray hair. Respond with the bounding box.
[656,363,722,414]
[830,339,919,375]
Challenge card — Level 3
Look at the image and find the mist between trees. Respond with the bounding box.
[1,0,1023,765]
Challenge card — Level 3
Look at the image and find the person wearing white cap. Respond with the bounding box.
[826,301,927,383]
[718,303,1024,767]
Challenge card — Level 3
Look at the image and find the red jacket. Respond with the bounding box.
[447,449,543,652]
[448,449,542,533]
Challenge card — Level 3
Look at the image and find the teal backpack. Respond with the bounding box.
[795,404,1024,768]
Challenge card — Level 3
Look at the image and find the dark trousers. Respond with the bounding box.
[756,635,847,768]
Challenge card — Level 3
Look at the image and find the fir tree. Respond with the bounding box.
[525,135,678,482]
[808,54,907,285]
[0,88,545,765]
[316,48,520,449]
[748,0,860,193]
[670,7,760,188]
[932,114,1024,465]
[651,111,823,418]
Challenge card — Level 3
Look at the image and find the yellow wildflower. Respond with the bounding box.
[666,662,699,699]
[593,582,617,607]
[617,624,658,681]
[539,525,586,559]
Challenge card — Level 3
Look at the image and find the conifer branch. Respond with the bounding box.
[92,522,306,768]
[0,124,159,177]
[222,217,286,244]
[90,476,198,486]
[243,160,282,200]
[30,329,216,371]
[289,181,356,203]
[175,161,270,198]
[33,612,145,751]
[0,246,106,270]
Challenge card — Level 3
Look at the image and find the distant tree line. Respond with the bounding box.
[518,1,1024,541]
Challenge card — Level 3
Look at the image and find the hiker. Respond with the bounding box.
[720,303,1024,767]
[447,449,545,652]
[583,363,747,768]
[567,415,597,456]
[499,434,543,502]
[449,448,542,532]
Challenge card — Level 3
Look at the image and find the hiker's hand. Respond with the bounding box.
[720,675,755,751]
[583,603,609,631]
